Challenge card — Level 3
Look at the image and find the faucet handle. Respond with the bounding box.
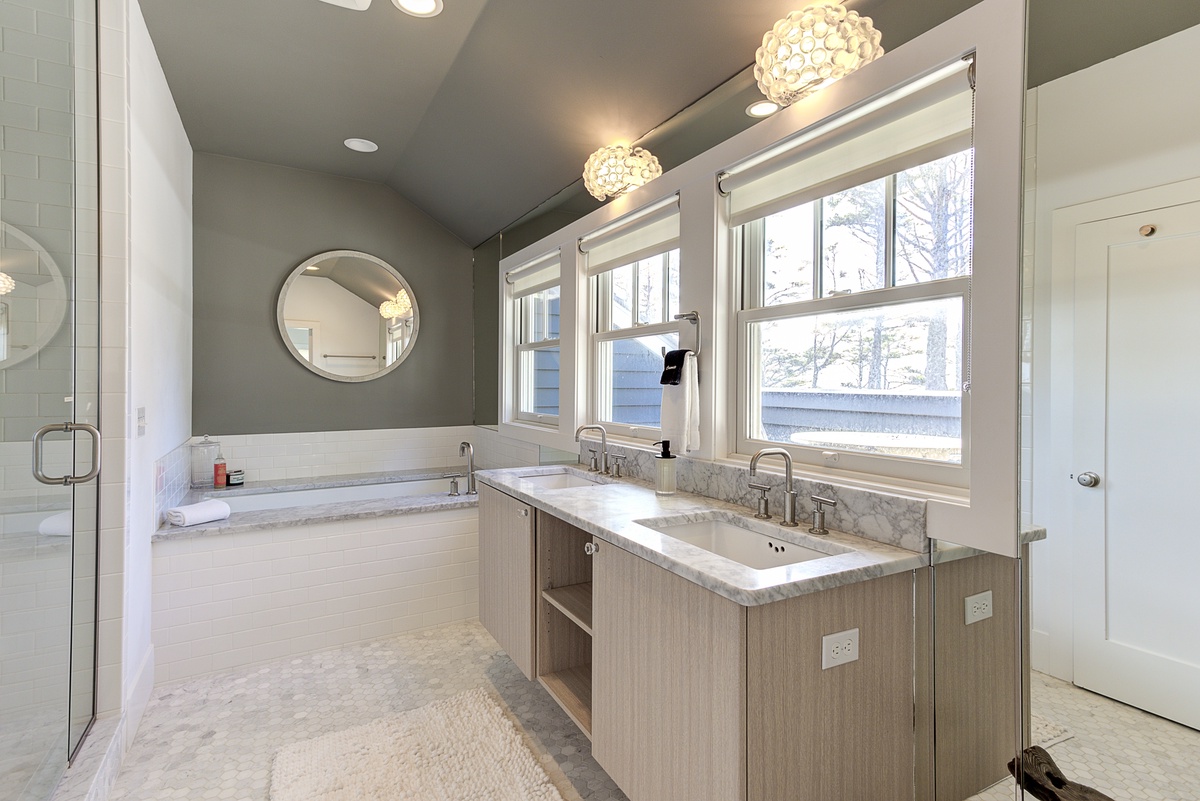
[809,495,837,535]
[610,454,626,478]
[749,482,771,520]
[586,448,599,472]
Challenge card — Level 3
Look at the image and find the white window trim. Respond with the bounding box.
[498,0,1023,556]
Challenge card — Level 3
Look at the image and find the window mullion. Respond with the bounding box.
[814,199,824,299]
[885,174,897,288]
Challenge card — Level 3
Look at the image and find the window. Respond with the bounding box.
[581,197,681,439]
[739,149,972,480]
[724,61,976,484]
[509,254,561,425]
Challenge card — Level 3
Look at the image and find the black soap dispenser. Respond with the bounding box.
[653,440,677,496]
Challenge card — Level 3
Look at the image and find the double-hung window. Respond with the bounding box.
[582,197,681,440]
[509,252,561,426]
[726,63,975,485]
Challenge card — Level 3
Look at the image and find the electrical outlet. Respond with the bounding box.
[822,627,859,669]
[965,590,993,625]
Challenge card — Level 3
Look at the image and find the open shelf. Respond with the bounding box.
[539,664,592,738]
[542,582,593,635]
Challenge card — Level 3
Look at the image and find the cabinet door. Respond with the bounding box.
[592,541,746,801]
[746,570,914,801]
[478,484,536,680]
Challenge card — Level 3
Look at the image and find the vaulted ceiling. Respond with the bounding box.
[139,0,1200,247]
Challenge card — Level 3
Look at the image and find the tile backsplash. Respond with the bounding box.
[580,440,929,553]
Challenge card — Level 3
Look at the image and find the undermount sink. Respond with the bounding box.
[518,470,605,490]
[637,512,853,570]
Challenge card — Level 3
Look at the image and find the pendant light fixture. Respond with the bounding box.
[0,272,15,295]
[379,289,413,319]
[582,145,663,202]
[754,3,884,108]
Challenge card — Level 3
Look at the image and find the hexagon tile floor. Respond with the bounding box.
[105,620,626,801]
[970,670,1200,801]
[101,619,1198,801]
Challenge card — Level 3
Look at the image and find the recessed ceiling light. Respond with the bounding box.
[391,0,442,17]
[344,138,379,152]
[746,100,780,118]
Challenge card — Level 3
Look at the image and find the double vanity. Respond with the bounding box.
[477,464,944,801]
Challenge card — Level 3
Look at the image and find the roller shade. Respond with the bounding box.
[580,195,680,275]
[506,250,560,297]
[722,60,974,228]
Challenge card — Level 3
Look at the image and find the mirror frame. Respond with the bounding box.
[275,249,420,383]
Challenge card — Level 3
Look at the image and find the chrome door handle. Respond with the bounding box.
[1076,471,1101,488]
[584,542,598,555]
[32,422,101,486]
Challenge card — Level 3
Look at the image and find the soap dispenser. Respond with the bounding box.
[653,440,677,496]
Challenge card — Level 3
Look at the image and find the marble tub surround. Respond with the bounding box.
[189,466,471,504]
[478,466,924,606]
[154,465,477,541]
[577,438,929,552]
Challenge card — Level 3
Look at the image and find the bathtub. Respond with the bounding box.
[213,476,456,513]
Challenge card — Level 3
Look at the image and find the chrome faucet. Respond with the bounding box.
[458,441,476,495]
[749,447,798,527]
[574,424,609,474]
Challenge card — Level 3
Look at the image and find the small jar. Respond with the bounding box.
[227,470,245,487]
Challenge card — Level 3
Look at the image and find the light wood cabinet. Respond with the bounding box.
[478,483,536,680]
[746,570,915,801]
[592,540,747,801]
[479,485,923,801]
[920,550,1028,801]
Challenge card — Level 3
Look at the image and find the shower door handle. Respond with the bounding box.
[32,422,102,486]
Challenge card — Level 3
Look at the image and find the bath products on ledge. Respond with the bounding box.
[653,440,677,496]
[227,469,244,486]
[165,500,231,527]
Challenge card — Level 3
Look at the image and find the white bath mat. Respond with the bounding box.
[1031,712,1072,748]
[270,688,568,801]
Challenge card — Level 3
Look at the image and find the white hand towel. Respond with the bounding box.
[38,511,72,537]
[660,351,700,453]
[166,499,231,527]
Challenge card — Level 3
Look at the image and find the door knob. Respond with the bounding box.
[1076,471,1101,488]
[583,542,598,555]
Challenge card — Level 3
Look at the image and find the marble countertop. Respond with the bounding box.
[154,470,477,542]
[477,466,927,607]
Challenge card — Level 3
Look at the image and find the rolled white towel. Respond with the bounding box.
[165,500,231,527]
[38,511,72,537]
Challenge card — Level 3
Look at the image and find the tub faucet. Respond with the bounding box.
[458,441,476,495]
[574,424,609,474]
[749,447,798,527]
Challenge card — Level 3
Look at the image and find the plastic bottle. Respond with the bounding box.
[653,440,677,496]
[213,450,227,488]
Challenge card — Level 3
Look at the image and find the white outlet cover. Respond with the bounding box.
[822,627,859,669]
[965,590,993,625]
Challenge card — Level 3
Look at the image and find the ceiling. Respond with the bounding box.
[139,0,1200,248]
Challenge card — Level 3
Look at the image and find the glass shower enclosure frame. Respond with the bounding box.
[0,0,101,798]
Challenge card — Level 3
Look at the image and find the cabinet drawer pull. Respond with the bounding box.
[584,542,598,555]
[517,509,529,517]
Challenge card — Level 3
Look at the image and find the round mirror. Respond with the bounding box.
[0,222,68,370]
[276,250,419,382]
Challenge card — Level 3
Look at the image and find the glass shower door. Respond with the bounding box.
[0,0,100,798]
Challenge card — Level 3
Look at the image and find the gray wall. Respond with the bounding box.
[193,153,474,434]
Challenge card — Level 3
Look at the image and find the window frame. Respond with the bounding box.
[589,248,683,441]
[735,146,974,487]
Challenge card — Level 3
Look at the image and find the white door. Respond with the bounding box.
[1072,198,1200,729]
